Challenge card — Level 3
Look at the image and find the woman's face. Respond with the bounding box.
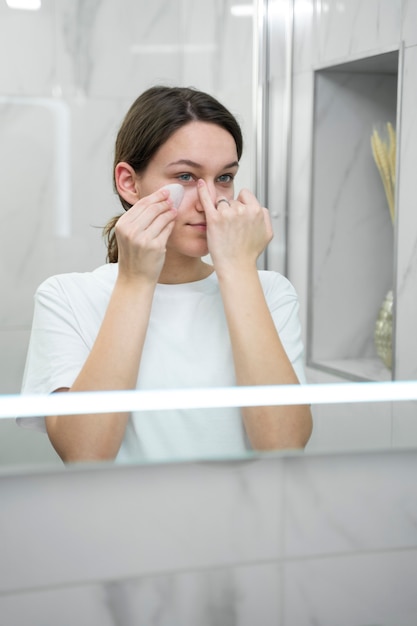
[136,121,239,259]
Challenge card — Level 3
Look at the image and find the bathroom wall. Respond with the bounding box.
[281,0,417,452]
[0,0,254,396]
[0,0,254,465]
[1,448,417,625]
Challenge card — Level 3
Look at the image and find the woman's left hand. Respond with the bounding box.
[197,179,273,273]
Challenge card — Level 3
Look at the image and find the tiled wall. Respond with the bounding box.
[1,449,417,624]
[2,6,417,623]
[284,0,417,452]
[287,0,403,348]
[0,0,254,466]
[0,0,254,395]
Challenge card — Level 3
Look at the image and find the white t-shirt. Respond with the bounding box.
[19,264,307,463]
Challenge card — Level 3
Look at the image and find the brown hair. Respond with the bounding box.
[104,86,243,262]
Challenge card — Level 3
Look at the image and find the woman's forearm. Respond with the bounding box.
[45,277,156,462]
[217,266,312,450]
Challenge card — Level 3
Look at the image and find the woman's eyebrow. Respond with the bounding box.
[167,159,239,169]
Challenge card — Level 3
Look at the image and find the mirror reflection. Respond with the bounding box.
[0,0,258,468]
[2,387,417,468]
[1,0,415,472]
[16,84,312,465]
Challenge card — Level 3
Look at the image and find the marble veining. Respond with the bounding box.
[0,0,254,395]
[402,0,417,45]
[393,45,417,381]
[310,70,396,362]
[61,0,102,96]
[286,0,417,450]
[1,451,417,624]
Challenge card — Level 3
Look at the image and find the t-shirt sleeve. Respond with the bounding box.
[264,272,308,384]
[18,277,90,432]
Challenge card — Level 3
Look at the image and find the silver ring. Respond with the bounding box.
[216,198,231,208]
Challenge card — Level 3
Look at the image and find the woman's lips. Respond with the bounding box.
[187,222,207,231]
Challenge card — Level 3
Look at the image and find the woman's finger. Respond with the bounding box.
[123,189,174,230]
[197,179,217,216]
[129,188,171,217]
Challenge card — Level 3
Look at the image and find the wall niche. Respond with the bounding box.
[307,49,400,382]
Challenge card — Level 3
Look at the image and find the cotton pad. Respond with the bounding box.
[162,183,185,209]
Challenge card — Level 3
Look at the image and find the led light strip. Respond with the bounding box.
[1,381,417,420]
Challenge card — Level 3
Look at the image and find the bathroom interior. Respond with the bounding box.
[1,0,417,624]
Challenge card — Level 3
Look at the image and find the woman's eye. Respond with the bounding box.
[218,174,233,183]
[177,173,193,182]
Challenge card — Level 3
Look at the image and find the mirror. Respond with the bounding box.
[0,0,257,468]
[2,382,417,468]
[2,0,415,472]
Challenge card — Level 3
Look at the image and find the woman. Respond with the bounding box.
[20,86,312,463]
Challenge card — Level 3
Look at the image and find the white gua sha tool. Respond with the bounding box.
[162,183,185,209]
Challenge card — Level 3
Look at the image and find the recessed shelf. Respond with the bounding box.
[318,50,399,74]
[310,358,392,383]
[307,49,399,382]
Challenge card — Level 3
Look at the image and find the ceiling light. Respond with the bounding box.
[5,0,41,10]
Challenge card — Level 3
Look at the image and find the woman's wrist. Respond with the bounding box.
[115,270,158,294]
[214,260,259,284]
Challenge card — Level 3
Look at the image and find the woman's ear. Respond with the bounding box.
[114,162,140,206]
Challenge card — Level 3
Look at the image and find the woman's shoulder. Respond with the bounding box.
[257,270,298,298]
[35,263,118,297]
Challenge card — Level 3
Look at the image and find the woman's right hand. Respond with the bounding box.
[115,188,178,283]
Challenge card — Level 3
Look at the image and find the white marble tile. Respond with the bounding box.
[266,75,289,274]
[283,549,417,626]
[293,0,402,74]
[0,0,56,96]
[0,458,283,592]
[310,70,397,364]
[292,0,315,73]
[0,584,116,626]
[0,97,122,332]
[314,0,402,69]
[289,1,410,388]
[101,564,281,626]
[269,0,291,81]
[56,97,130,273]
[2,449,417,624]
[177,0,218,92]
[402,0,417,46]
[266,2,293,273]
[306,401,392,453]
[392,401,417,447]
[283,450,417,558]
[55,0,182,99]
[393,45,417,381]
[211,2,254,194]
[216,0,253,93]
[0,562,281,626]
[286,71,315,344]
[54,0,253,102]
[53,0,254,123]
[0,0,255,396]
[219,83,253,196]
[0,99,58,327]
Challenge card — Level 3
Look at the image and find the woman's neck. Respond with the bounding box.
[158,257,214,285]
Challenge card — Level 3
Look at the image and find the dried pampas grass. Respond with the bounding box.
[370,122,396,225]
